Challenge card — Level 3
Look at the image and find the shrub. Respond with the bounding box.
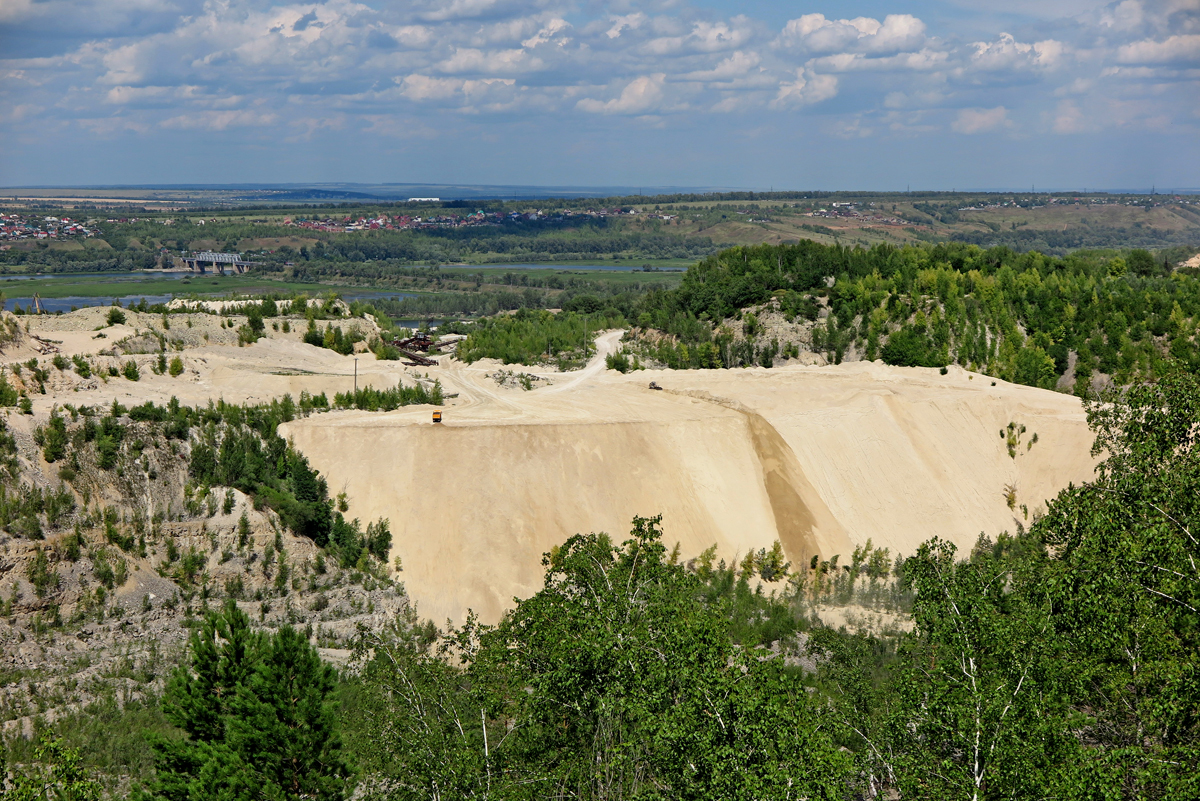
[122,360,140,381]
[606,351,631,373]
[107,307,126,326]
[881,326,945,368]
[40,410,68,463]
[168,357,184,377]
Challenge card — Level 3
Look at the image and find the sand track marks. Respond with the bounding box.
[664,388,852,567]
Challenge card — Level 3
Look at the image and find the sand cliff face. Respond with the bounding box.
[282,359,1098,625]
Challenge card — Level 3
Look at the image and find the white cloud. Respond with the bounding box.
[522,18,570,48]
[606,13,646,39]
[437,48,543,75]
[1117,34,1200,63]
[160,108,277,130]
[808,48,950,73]
[0,0,1196,150]
[681,51,760,81]
[1053,100,1088,133]
[776,13,927,54]
[952,106,1009,133]
[769,69,838,109]
[577,73,668,114]
[970,34,1067,71]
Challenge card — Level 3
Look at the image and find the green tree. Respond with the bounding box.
[474,516,849,800]
[890,538,1071,800]
[3,737,102,800]
[148,600,347,800]
[1033,367,1200,797]
[40,409,68,463]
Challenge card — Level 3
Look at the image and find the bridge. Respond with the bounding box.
[183,251,259,274]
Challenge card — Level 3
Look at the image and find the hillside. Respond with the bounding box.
[282,338,1096,624]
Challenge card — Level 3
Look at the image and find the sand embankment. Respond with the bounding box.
[281,359,1097,625]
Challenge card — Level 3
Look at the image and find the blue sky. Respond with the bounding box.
[1,0,1196,189]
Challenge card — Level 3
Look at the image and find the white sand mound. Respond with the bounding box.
[282,350,1097,625]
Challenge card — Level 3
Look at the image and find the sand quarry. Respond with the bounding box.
[13,309,1097,625]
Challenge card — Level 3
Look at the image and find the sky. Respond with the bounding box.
[0,0,1197,190]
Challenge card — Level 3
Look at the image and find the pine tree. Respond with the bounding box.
[148,601,346,800]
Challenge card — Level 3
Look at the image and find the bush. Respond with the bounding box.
[169,356,184,377]
[107,307,126,326]
[606,350,631,373]
[881,326,945,368]
[40,411,68,463]
[122,360,140,381]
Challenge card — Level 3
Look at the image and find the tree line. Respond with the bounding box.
[625,240,1200,388]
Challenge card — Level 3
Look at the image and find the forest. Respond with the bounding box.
[4,370,1197,799]
[610,240,1200,390]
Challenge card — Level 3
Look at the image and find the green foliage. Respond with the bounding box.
[331,381,442,411]
[122,360,140,381]
[168,357,184,377]
[106,307,126,326]
[892,538,1070,799]
[880,324,945,368]
[0,483,73,537]
[148,600,348,800]
[605,349,631,372]
[40,409,68,463]
[1031,367,1200,796]
[185,397,333,545]
[456,307,625,366]
[634,239,1200,388]
[808,364,1200,799]
[328,515,391,568]
[71,355,92,379]
[26,547,59,598]
[3,737,102,800]
[351,516,850,800]
[303,321,362,355]
[5,693,175,792]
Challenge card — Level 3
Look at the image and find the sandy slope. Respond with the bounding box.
[281,333,1098,625]
[8,307,1096,626]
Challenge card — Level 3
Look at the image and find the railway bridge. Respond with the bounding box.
[183,251,258,274]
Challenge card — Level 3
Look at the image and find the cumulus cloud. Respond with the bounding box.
[0,0,1196,154]
[1117,34,1200,63]
[576,74,669,115]
[680,50,761,81]
[399,74,516,103]
[776,13,927,54]
[969,33,1067,71]
[951,106,1009,134]
[769,69,839,109]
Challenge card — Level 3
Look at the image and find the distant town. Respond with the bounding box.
[0,213,96,242]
